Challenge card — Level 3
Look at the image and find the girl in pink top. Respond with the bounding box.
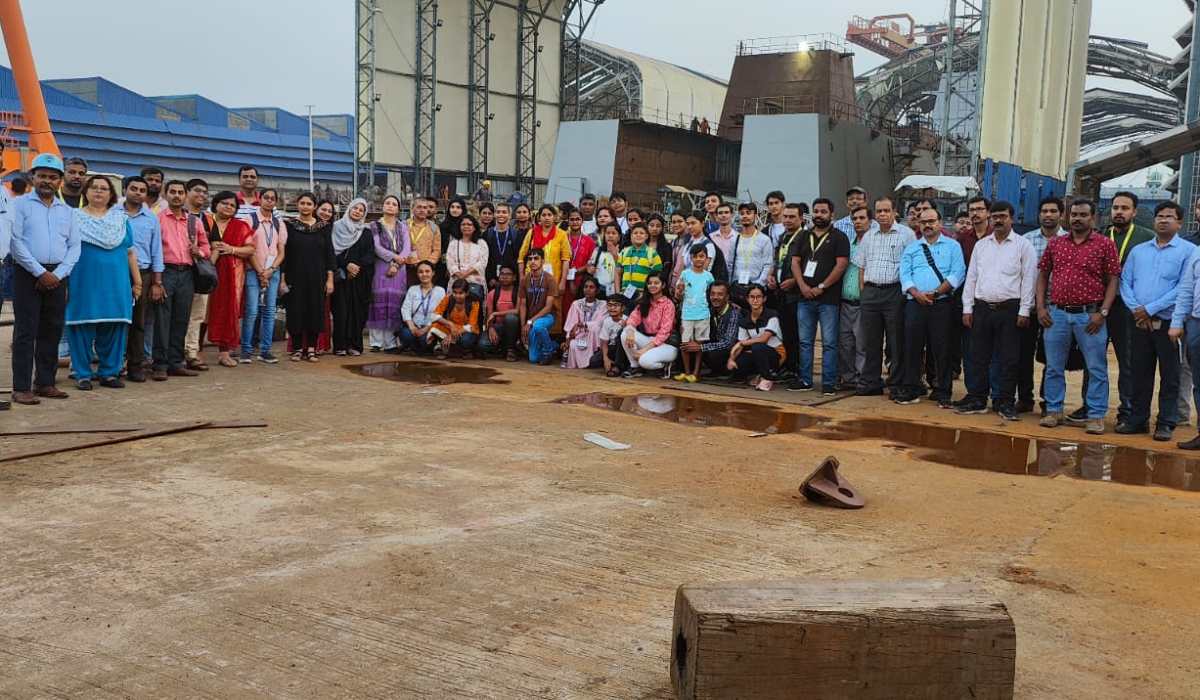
[621,272,678,376]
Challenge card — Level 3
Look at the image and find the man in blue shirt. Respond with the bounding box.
[121,176,164,383]
[1120,201,1195,441]
[9,153,79,405]
[893,206,965,406]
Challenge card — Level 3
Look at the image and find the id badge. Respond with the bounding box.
[567,268,577,281]
[803,260,818,277]
[623,284,637,298]
[737,272,750,285]
[574,338,590,349]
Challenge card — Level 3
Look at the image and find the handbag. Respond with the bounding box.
[188,214,219,294]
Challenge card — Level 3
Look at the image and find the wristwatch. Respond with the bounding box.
[1100,308,1109,317]
[817,283,825,290]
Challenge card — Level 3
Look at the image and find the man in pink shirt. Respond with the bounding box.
[240,188,286,363]
[153,180,210,380]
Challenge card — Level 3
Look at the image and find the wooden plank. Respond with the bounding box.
[0,421,214,464]
[671,579,1016,700]
[0,420,267,437]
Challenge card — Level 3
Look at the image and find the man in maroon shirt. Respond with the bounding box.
[1035,198,1120,434]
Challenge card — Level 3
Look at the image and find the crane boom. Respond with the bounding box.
[0,0,59,163]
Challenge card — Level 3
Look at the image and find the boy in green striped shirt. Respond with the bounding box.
[617,223,663,300]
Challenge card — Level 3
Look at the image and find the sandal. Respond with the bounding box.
[606,367,620,377]
[290,351,304,362]
[218,356,238,368]
[505,350,518,362]
[186,358,209,371]
[307,352,320,363]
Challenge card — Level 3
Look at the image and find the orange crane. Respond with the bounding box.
[0,0,59,173]
[845,14,919,60]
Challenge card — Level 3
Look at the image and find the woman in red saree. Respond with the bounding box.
[205,191,256,367]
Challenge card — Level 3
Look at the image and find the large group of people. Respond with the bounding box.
[3,157,1199,448]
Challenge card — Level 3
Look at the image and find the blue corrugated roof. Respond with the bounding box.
[0,65,354,183]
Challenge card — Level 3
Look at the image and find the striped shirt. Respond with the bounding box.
[618,244,663,292]
[851,225,910,285]
[1022,227,1067,262]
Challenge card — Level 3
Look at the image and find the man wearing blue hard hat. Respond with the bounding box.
[8,152,79,406]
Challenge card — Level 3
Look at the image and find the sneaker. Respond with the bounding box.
[821,387,836,396]
[955,401,988,415]
[1086,419,1105,435]
[787,379,814,392]
[621,368,643,379]
[951,397,973,409]
[855,386,884,396]
[894,394,920,405]
[1065,407,1088,425]
[1114,422,1148,435]
[259,353,279,364]
[998,405,1019,421]
[75,379,93,391]
[1153,426,1173,442]
[937,398,954,409]
[1040,413,1063,428]
[238,355,253,364]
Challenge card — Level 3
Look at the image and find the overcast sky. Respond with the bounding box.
[3,0,1187,116]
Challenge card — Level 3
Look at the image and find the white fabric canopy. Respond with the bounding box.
[894,176,981,197]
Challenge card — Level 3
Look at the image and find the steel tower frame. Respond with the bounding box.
[560,0,603,122]
[354,0,378,194]
[516,0,552,197]
[414,0,440,197]
[467,0,496,195]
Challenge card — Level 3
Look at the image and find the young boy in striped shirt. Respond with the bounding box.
[617,223,662,305]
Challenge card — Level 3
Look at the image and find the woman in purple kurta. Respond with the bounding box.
[367,195,412,351]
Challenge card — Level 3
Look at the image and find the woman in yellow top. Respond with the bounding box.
[518,204,572,294]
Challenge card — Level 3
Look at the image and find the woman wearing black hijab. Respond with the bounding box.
[437,197,468,285]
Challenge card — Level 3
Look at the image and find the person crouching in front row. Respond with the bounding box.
[428,278,480,359]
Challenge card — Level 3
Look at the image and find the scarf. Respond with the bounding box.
[76,207,128,250]
[531,224,557,249]
[332,198,369,253]
[441,197,468,242]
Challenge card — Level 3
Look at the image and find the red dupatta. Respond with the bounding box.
[530,224,557,249]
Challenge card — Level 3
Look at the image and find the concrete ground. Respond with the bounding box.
[1,324,1198,698]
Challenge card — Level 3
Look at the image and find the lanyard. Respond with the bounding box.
[527,271,546,308]
[777,230,800,267]
[1108,226,1134,260]
[568,232,585,264]
[808,231,829,257]
[495,227,512,259]
[410,220,429,249]
[580,300,599,324]
[261,215,276,248]
[416,288,434,320]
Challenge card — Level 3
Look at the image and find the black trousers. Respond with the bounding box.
[770,290,798,372]
[153,267,194,370]
[860,283,904,391]
[733,343,780,379]
[1079,300,1135,420]
[702,348,732,376]
[1016,322,1039,405]
[126,267,152,369]
[1130,322,1181,429]
[965,300,1021,408]
[11,264,67,392]
[900,297,954,401]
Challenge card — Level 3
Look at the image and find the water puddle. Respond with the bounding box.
[351,360,510,385]
[558,392,1200,492]
[555,392,824,434]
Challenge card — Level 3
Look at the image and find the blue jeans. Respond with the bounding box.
[242,268,280,357]
[527,315,557,363]
[397,325,433,354]
[1043,306,1109,419]
[797,300,839,389]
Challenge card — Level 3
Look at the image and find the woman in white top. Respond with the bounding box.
[727,283,785,391]
[398,261,446,354]
[445,213,489,300]
[588,222,623,297]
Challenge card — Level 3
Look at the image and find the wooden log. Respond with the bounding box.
[671,579,1016,700]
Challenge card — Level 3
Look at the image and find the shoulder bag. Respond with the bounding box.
[188,214,219,294]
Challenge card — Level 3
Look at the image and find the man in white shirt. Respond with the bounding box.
[609,191,630,234]
[579,193,598,238]
[959,200,1038,420]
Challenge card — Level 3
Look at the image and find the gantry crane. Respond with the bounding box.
[0,0,59,173]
